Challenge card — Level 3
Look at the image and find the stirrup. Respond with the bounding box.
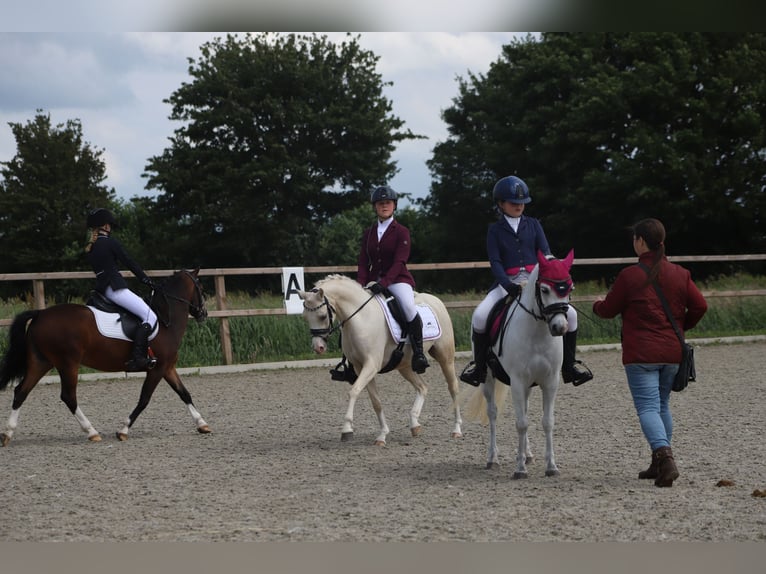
[125,356,157,372]
[412,353,429,374]
[563,360,593,386]
[459,362,485,387]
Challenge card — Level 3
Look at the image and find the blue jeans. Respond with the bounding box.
[624,363,679,451]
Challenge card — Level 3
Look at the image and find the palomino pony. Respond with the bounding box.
[0,268,210,446]
[464,250,574,478]
[298,274,463,445]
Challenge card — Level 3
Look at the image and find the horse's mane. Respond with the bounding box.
[314,274,358,289]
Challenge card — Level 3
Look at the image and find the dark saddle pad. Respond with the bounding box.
[85,290,143,340]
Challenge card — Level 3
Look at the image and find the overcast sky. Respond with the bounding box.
[0,32,530,206]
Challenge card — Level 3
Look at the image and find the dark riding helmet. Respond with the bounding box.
[492,176,531,204]
[86,208,119,229]
[370,185,398,205]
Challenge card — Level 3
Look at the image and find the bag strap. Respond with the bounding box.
[638,262,685,347]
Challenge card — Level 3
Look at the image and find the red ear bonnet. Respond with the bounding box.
[537,249,574,297]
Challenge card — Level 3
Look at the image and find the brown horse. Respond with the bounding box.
[0,268,211,446]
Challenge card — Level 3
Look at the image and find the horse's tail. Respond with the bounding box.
[461,383,508,425]
[0,310,38,391]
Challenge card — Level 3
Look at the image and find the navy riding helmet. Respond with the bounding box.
[492,176,531,204]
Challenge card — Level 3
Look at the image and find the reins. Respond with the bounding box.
[303,289,378,342]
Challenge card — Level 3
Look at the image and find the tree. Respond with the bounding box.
[0,111,116,281]
[144,33,422,272]
[424,33,766,275]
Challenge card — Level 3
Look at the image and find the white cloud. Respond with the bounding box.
[0,32,523,203]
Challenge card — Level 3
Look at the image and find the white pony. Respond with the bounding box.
[298,274,463,445]
[464,250,575,478]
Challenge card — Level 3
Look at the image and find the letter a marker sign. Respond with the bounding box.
[282,267,305,314]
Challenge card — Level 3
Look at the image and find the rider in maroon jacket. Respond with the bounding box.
[357,186,429,374]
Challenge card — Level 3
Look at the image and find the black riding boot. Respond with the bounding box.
[125,322,157,372]
[562,329,593,386]
[460,330,490,386]
[408,314,429,374]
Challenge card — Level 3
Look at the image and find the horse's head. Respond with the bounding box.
[534,249,574,336]
[297,287,333,354]
[154,268,207,325]
[183,268,208,323]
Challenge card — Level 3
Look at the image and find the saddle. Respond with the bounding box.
[484,295,515,385]
[86,290,145,340]
[329,291,418,385]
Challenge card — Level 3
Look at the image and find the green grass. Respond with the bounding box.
[1,274,764,368]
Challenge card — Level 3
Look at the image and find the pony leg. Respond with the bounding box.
[117,372,162,441]
[541,379,560,477]
[365,380,389,446]
[482,378,500,469]
[341,366,370,441]
[58,368,101,442]
[400,368,428,438]
[1,360,50,446]
[510,383,530,479]
[429,343,463,438]
[164,368,210,434]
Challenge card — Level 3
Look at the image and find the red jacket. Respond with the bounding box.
[593,252,708,365]
[357,219,416,289]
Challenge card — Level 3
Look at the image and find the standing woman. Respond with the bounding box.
[593,218,707,487]
[85,208,158,372]
[357,185,429,374]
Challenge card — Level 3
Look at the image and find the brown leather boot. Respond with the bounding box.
[654,446,679,487]
[638,450,661,479]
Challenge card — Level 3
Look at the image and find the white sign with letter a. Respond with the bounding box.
[282,267,305,315]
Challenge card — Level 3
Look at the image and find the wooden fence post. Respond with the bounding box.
[33,279,46,309]
[214,274,233,365]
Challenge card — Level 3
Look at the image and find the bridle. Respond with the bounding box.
[514,276,571,324]
[303,289,376,343]
[152,270,207,327]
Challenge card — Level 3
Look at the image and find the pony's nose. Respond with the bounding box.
[312,340,326,354]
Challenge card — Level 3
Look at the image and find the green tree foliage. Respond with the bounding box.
[144,33,421,272]
[423,33,766,277]
[0,111,116,281]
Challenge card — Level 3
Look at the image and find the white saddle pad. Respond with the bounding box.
[88,307,159,342]
[374,295,442,342]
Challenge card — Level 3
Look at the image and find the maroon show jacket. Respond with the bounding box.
[357,219,416,289]
[593,252,708,365]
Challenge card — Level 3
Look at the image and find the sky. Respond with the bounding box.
[0,32,532,207]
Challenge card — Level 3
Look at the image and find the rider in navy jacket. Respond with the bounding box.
[460,176,593,387]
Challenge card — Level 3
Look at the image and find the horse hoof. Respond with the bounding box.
[88,434,102,442]
[451,432,463,439]
[1,433,10,447]
[340,432,354,442]
[545,469,560,477]
[116,432,129,442]
[513,471,529,479]
[374,440,386,446]
[486,462,500,470]
[197,425,212,434]
[410,425,422,437]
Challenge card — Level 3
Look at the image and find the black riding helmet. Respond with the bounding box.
[86,208,119,229]
[370,185,398,205]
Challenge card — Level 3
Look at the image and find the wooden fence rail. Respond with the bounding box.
[1,254,765,364]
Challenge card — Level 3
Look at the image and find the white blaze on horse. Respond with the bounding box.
[298,274,463,445]
[464,250,574,478]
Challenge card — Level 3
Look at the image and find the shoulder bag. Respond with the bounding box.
[639,263,696,392]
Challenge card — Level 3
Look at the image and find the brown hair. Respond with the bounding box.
[632,218,666,285]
